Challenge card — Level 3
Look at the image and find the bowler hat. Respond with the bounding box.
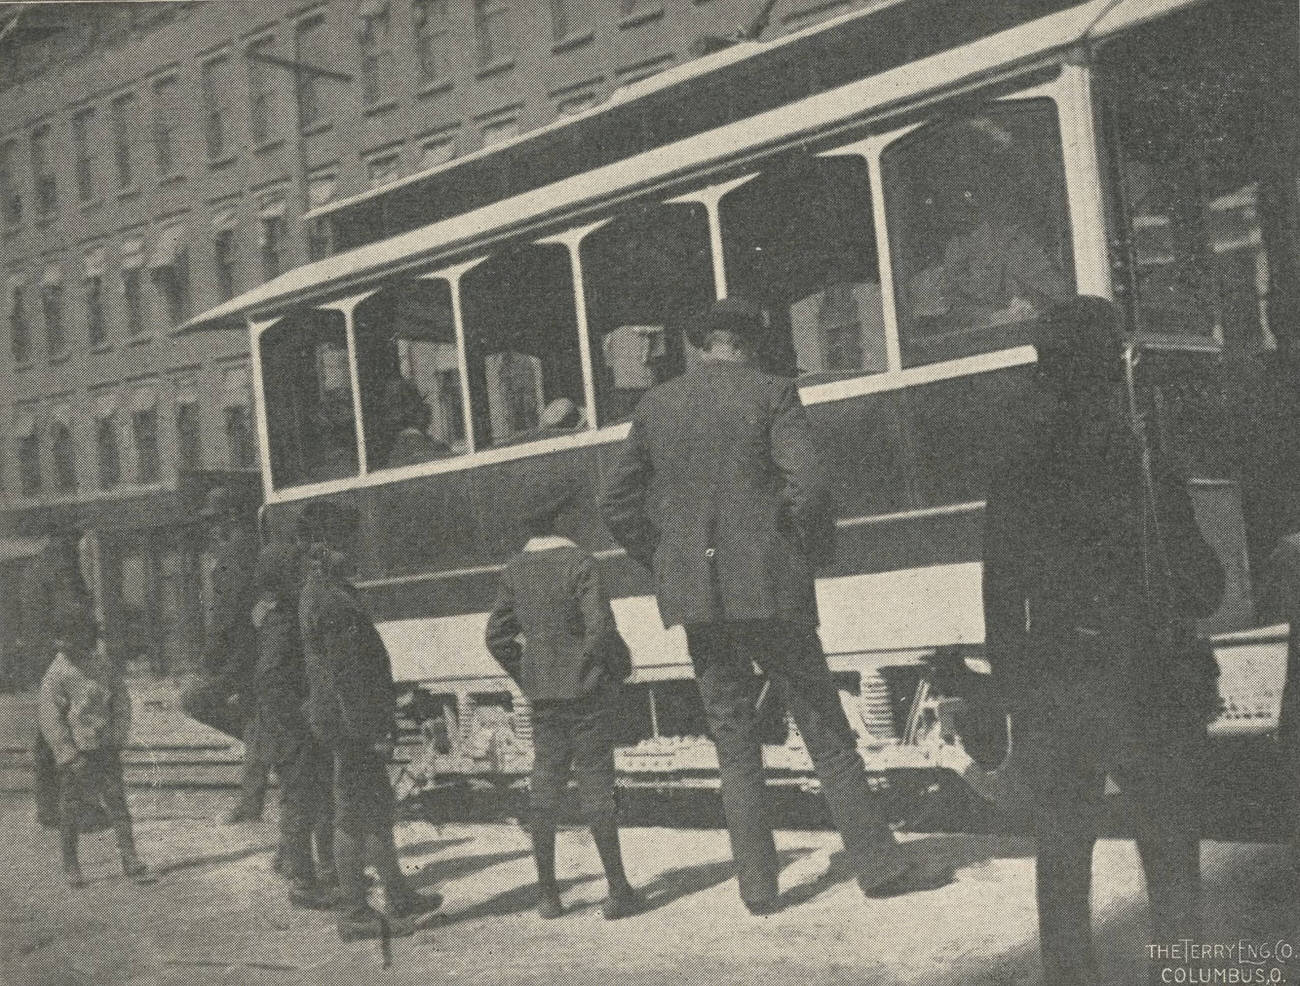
[1033,295,1126,386]
[687,296,766,348]
[199,486,237,520]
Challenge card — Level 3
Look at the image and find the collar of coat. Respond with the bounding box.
[523,536,578,552]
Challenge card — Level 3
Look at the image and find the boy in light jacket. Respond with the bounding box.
[39,605,152,886]
[485,487,642,920]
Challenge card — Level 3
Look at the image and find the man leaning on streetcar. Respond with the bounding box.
[600,296,948,915]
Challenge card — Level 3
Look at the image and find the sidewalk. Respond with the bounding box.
[0,786,1297,986]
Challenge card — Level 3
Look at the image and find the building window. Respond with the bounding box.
[419,132,456,169]
[175,398,201,472]
[0,140,20,225]
[201,55,233,161]
[149,226,191,327]
[121,238,146,336]
[413,0,452,82]
[474,0,511,67]
[550,0,587,42]
[357,2,394,105]
[41,268,64,356]
[366,151,401,191]
[95,412,120,488]
[480,112,518,147]
[84,247,106,348]
[214,227,236,300]
[306,169,336,261]
[247,37,278,145]
[31,125,56,215]
[259,198,286,281]
[133,405,160,483]
[10,282,30,364]
[296,14,332,129]
[152,75,179,178]
[16,423,41,497]
[110,93,136,190]
[51,419,77,493]
[224,405,255,469]
[72,107,98,202]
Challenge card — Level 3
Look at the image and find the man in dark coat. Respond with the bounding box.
[601,297,939,914]
[252,522,336,906]
[982,296,1224,986]
[22,521,93,828]
[298,502,442,942]
[180,488,269,824]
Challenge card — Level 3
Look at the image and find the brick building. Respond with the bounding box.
[0,0,892,675]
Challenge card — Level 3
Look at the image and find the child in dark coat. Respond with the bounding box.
[38,605,153,886]
[485,488,642,920]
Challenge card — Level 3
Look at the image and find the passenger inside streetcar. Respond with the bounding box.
[382,379,452,469]
[788,246,888,376]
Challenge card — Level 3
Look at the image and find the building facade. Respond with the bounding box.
[0,0,896,676]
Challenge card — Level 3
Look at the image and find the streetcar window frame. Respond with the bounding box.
[250,63,1089,501]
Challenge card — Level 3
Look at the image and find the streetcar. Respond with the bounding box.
[187,0,1298,821]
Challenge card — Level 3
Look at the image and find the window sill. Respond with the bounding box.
[252,137,285,155]
[158,172,187,188]
[35,212,55,227]
[417,78,455,100]
[551,31,593,54]
[619,7,664,29]
[90,342,114,354]
[13,359,33,371]
[48,349,71,364]
[206,153,238,170]
[78,196,103,213]
[476,58,515,80]
[115,183,140,200]
[300,119,334,138]
[363,98,399,117]
[127,333,153,346]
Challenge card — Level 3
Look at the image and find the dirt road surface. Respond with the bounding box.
[1,786,1297,986]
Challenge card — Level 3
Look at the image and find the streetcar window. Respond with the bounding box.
[354,279,467,470]
[1099,5,1297,354]
[460,244,587,448]
[882,99,1074,368]
[579,202,713,423]
[721,155,887,380]
[260,308,358,488]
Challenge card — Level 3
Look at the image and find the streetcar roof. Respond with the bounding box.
[182,0,1205,336]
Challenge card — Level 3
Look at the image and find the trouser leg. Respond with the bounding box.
[95,754,137,860]
[1018,690,1106,986]
[1035,820,1099,986]
[34,734,61,827]
[1119,726,1205,948]
[529,704,571,890]
[334,828,369,919]
[58,767,80,869]
[686,625,778,907]
[751,622,902,879]
[276,739,317,881]
[236,714,267,818]
[572,698,630,893]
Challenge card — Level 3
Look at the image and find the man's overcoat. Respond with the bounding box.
[601,361,834,628]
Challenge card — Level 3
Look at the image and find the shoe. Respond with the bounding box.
[387,889,444,920]
[337,907,420,943]
[122,856,157,885]
[858,856,951,898]
[743,897,783,917]
[536,888,563,919]
[602,887,646,920]
[287,877,335,911]
[64,864,85,888]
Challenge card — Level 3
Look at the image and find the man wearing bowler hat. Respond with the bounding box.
[182,487,270,824]
[601,296,945,914]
